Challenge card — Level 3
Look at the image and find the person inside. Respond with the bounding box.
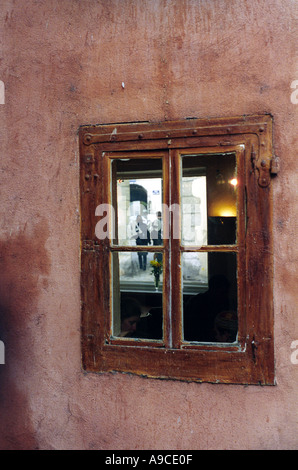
[134,215,151,270]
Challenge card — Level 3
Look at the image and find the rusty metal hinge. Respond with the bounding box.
[251,146,279,188]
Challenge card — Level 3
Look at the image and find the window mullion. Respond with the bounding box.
[161,151,172,348]
[170,149,183,349]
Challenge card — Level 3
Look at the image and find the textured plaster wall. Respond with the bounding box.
[0,0,297,450]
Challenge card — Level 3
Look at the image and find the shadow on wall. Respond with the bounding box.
[0,220,50,450]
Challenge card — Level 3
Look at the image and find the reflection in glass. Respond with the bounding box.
[182,252,208,288]
[112,252,163,340]
[182,153,237,245]
[112,158,163,246]
[181,173,207,246]
[183,252,238,343]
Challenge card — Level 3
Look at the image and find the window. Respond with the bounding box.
[79,115,276,384]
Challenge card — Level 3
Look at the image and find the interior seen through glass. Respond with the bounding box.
[111,154,238,343]
[112,158,163,246]
[112,251,163,339]
[182,153,237,246]
[183,252,238,343]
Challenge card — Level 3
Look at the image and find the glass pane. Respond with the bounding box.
[183,252,238,343]
[182,153,237,245]
[112,251,163,340]
[112,158,163,246]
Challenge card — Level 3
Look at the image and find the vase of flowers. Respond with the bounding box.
[150,259,163,291]
[154,273,160,290]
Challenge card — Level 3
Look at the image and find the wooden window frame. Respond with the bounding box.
[79,115,276,385]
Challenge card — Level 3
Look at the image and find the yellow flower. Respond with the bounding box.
[150,259,163,277]
[150,260,161,268]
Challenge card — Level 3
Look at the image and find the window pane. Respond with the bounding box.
[182,153,237,245]
[182,252,208,289]
[112,251,163,340]
[112,158,163,246]
[183,252,238,343]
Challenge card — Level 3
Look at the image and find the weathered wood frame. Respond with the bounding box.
[79,115,275,384]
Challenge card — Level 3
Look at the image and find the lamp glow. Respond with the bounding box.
[219,208,236,217]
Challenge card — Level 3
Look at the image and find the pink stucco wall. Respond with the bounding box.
[0,0,297,450]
